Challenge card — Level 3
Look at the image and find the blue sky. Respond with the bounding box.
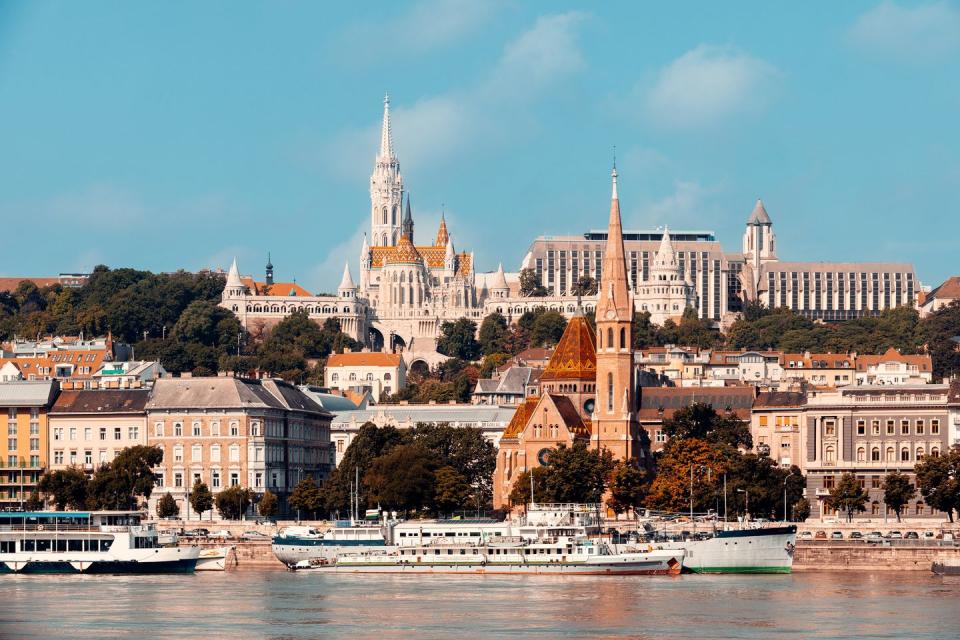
[1,1,958,291]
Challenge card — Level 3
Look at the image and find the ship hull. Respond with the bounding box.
[0,558,198,574]
[296,561,681,575]
[658,526,797,574]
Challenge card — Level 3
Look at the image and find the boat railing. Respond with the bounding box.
[0,524,120,533]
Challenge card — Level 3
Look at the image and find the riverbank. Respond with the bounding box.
[794,542,960,571]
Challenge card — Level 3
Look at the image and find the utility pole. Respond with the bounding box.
[723,474,728,524]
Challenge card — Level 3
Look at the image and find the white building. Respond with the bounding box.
[324,351,406,403]
[635,227,697,324]
[854,348,933,386]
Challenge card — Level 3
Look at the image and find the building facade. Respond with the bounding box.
[324,351,405,403]
[0,381,58,509]
[145,377,332,518]
[48,389,150,473]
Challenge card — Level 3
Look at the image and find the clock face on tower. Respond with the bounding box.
[605,309,616,320]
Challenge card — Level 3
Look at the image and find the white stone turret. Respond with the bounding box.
[490,263,509,299]
[338,262,357,298]
[224,258,245,298]
[638,226,695,324]
[370,93,404,247]
[445,235,456,272]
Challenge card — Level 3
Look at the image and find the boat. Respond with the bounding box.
[932,558,960,576]
[272,521,390,567]
[196,546,236,571]
[0,511,201,574]
[293,534,683,575]
[652,526,797,574]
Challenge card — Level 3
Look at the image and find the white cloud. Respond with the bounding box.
[629,180,723,229]
[333,0,502,66]
[319,12,587,179]
[310,223,369,293]
[849,1,960,62]
[643,45,779,129]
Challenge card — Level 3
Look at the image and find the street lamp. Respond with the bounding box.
[783,476,790,523]
[737,488,750,522]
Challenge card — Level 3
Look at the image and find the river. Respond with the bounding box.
[3,570,959,639]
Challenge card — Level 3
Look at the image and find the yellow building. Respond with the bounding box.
[0,381,58,509]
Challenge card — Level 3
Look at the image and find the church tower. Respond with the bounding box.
[593,165,640,461]
[370,94,404,247]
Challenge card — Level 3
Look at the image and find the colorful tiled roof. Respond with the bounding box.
[540,314,596,381]
[327,352,402,367]
[855,348,932,372]
[369,245,471,274]
[501,396,539,439]
[385,235,422,265]
[239,277,313,297]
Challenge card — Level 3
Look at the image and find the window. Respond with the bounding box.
[331,373,338,382]
[212,471,221,489]
[336,440,344,453]
[931,420,940,435]
[824,476,835,489]
[69,450,77,464]
[230,422,239,437]
[886,420,895,435]
[871,447,880,461]
[69,427,77,441]
[900,447,910,462]
[30,437,39,451]
[856,420,865,436]
[192,422,201,437]
[191,444,202,462]
[759,416,768,427]
[901,420,909,435]
[192,472,201,486]
[210,445,221,462]
[129,426,139,441]
[174,422,183,437]
[173,446,183,463]
[824,446,835,462]
[916,419,924,435]
[254,472,263,488]
[84,450,92,465]
[53,427,63,441]
[100,427,107,441]
[114,427,121,440]
[154,422,164,437]
[211,422,220,437]
[84,427,92,441]
[856,447,865,462]
[916,447,924,460]
[155,473,164,487]
[230,472,239,487]
[174,472,183,488]
[99,450,107,463]
[824,421,836,437]
[871,420,880,436]
[607,373,613,412]
[54,450,64,464]
[619,327,626,349]
[886,447,895,462]
[349,372,356,381]
[229,444,240,462]
[384,373,391,381]
[251,422,260,437]
[606,328,613,348]
[931,447,940,458]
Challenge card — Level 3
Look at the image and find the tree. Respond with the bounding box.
[479,352,510,378]
[882,472,915,523]
[661,403,753,450]
[677,307,719,349]
[190,481,214,520]
[289,477,324,520]
[518,268,548,297]
[539,441,615,505]
[827,472,869,523]
[87,445,163,510]
[507,467,552,507]
[632,311,662,349]
[922,302,960,379]
[258,490,279,519]
[25,490,44,511]
[437,318,481,360]
[38,468,89,510]
[607,460,649,515]
[433,466,472,515]
[571,276,598,296]
[646,438,730,513]
[323,422,406,515]
[529,310,567,348]
[364,444,438,515]
[408,423,497,508]
[793,497,811,522]
[215,485,254,520]
[914,447,960,522]
[478,313,509,356]
[157,492,180,519]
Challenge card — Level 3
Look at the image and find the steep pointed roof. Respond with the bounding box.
[379,93,394,158]
[360,233,369,257]
[339,262,356,290]
[540,314,597,381]
[501,396,540,439]
[435,213,449,246]
[402,194,414,241]
[385,233,422,265]
[445,235,456,261]
[653,226,677,267]
[490,263,508,290]
[226,258,242,288]
[596,166,632,320]
[748,199,772,224]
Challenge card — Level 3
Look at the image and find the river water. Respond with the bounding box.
[3,570,959,639]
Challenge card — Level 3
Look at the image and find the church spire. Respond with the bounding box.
[402,194,414,242]
[435,212,450,246]
[379,93,394,159]
[597,165,631,321]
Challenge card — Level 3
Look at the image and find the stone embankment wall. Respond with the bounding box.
[794,543,960,571]
[186,540,285,569]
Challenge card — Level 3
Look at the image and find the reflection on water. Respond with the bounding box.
[3,570,960,639]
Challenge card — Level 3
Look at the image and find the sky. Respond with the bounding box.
[1,1,958,291]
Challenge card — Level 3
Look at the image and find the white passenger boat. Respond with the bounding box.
[294,535,683,575]
[272,522,390,566]
[196,546,236,571]
[0,511,201,574]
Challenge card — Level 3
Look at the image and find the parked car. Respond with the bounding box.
[922,531,936,539]
[798,531,813,540]
[209,530,234,540]
[905,531,919,540]
[848,531,863,540]
[938,532,955,542]
[830,531,844,540]
[887,531,903,540]
[241,531,271,541]
[866,531,884,543]
[182,528,209,538]
[814,530,827,540]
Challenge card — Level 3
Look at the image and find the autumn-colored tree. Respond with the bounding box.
[646,438,729,513]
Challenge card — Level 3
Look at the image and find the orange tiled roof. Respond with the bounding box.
[327,352,402,367]
[0,350,109,380]
[548,394,591,438]
[540,314,596,381]
[927,276,960,301]
[501,396,539,439]
[435,218,449,246]
[369,245,472,275]
[239,277,313,297]
[782,353,855,369]
[0,277,61,292]
[855,348,932,372]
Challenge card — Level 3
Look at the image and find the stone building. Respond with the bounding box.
[324,351,405,403]
[48,389,150,472]
[146,377,332,518]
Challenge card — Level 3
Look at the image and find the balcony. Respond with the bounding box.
[815,489,831,497]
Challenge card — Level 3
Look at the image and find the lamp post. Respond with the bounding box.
[783,476,790,523]
[737,488,749,522]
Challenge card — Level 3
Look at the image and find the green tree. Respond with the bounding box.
[433,466,472,515]
[215,485,254,520]
[518,268,548,297]
[478,313,509,356]
[632,311,662,349]
[323,423,406,515]
[479,352,510,378]
[661,403,753,450]
[914,447,960,522]
[922,302,960,379]
[409,423,497,508]
[571,275,598,296]
[507,467,552,507]
[607,460,649,515]
[289,477,324,519]
[38,467,90,510]
[677,307,719,348]
[157,492,180,519]
[437,318,481,360]
[190,481,214,520]
[258,490,279,519]
[25,491,44,511]
[646,438,729,513]
[882,472,915,523]
[86,445,163,510]
[529,311,567,348]
[793,497,811,522]
[827,472,869,523]
[540,441,615,505]
[364,444,438,515]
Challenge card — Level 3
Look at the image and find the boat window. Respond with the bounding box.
[21,539,35,552]
[0,541,15,553]
[69,539,83,552]
[55,540,67,552]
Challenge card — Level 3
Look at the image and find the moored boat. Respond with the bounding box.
[653,526,797,574]
[0,511,200,574]
[196,546,236,571]
[932,558,960,576]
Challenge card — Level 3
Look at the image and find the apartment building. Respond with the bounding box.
[48,389,150,472]
[0,381,58,509]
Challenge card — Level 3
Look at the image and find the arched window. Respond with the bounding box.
[607,373,613,412]
[607,328,613,348]
[382,207,388,224]
[856,447,865,462]
[931,447,940,458]
[384,373,391,381]
[824,446,835,462]
[886,447,895,462]
[900,447,910,462]
[619,327,626,349]
[871,447,880,461]
[916,447,924,459]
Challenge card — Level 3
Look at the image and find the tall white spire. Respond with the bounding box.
[654,225,677,267]
[339,262,356,290]
[379,93,394,159]
[226,258,242,288]
[611,158,618,201]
